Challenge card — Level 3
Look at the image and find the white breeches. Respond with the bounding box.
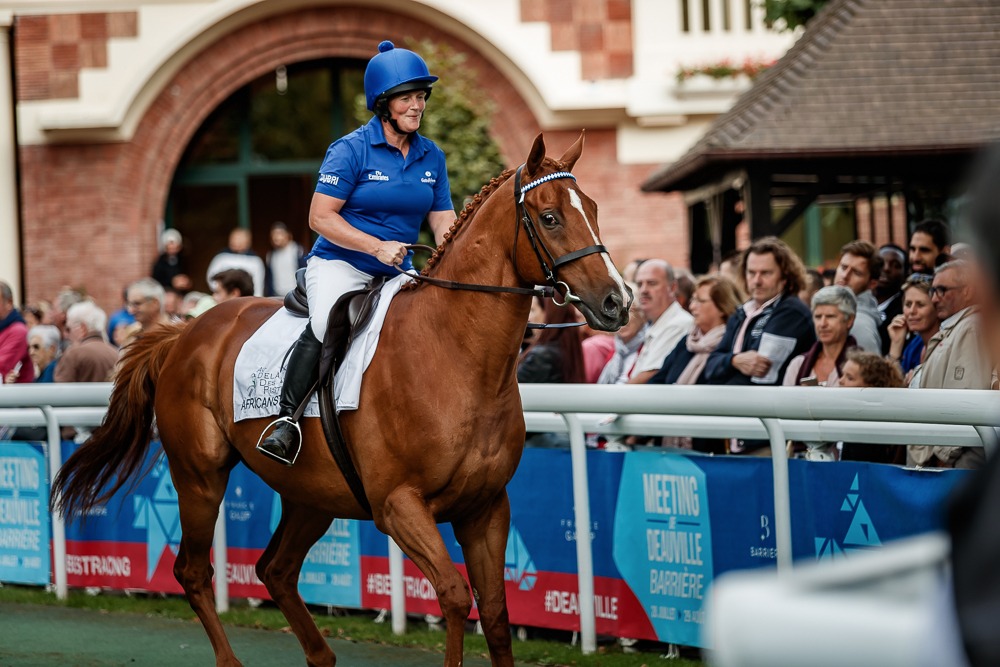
[304,257,374,339]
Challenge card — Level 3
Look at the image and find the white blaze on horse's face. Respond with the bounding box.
[567,187,630,303]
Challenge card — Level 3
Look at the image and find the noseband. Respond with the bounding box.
[513,164,607,306]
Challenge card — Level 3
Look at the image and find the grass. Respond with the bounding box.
[0,584,704,666]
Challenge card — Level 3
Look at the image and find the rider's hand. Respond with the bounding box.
[374,241,407,267]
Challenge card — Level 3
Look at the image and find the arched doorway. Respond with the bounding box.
[167,58,367,292]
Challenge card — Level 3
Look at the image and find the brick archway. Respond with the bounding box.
[20,6,541,310]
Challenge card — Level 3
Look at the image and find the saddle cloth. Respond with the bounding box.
[232,273,412,421]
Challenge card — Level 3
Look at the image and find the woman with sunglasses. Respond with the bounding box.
[886,273,941,378]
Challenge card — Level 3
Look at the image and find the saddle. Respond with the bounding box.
[283,267,386,514]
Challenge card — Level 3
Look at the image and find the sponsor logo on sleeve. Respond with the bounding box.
[318,173,339,186]
[420,170,436,184]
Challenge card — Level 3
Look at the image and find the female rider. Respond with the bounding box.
[258,41,456,465]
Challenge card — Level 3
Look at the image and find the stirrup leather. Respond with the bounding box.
[255,416,302,466]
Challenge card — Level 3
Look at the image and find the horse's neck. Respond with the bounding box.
[403,192,531,376]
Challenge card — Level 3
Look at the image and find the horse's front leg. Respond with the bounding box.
[256,500,338,667]
[454,491,515,667]
[378,488,473,667]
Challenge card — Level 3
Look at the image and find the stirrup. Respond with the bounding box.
[255,416,302,466]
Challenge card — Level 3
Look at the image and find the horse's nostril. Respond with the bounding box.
[603,292,623,317]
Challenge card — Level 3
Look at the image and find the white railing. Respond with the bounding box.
[1,383,995,655]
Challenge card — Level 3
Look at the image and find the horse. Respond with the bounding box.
[51,133,631,667]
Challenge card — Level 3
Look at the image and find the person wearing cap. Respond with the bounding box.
[151,228,192,291]
[258,40,456,466]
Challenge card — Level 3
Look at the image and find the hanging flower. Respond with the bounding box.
[676,56,776,83]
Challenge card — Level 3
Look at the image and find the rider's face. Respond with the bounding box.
[387,91,426,134]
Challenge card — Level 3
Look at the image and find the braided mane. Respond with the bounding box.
[400,167,515,291]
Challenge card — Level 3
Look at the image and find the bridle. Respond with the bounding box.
[401,164,608,309]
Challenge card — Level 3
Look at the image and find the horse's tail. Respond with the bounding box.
[50,322,187,518]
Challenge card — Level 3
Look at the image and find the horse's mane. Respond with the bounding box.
[400,167,515,291]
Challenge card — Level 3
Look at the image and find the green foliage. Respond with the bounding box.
[353,39,506,218]
[762,0,830,31]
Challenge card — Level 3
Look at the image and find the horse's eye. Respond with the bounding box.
[540,212,559,228]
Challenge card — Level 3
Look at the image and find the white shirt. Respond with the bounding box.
[206,251,266,297]
[268,242,302,296]
[630,301,694,376]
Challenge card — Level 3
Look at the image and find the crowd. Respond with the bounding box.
[0,223,303,395]
[517,218,993,469]
[1,214,991,468]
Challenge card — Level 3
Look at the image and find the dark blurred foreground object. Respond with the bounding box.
[948,142,1000,667]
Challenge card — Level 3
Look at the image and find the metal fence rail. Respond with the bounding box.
[1,382,995,655]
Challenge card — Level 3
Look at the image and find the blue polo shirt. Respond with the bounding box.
[308,115,452,276]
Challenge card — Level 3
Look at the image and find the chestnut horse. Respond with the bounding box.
[52,134,630,667]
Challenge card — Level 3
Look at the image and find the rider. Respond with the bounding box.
[257,40,456,465]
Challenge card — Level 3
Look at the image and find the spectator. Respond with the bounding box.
[517,297,586,384]
[50,287,86,351]
[21,301,50,328]
[518,297,586,449]
[650,275,743,453]
[909,260,991,469]
[832,240,883,352]
[163,286,186,321]
[799,268,824,305]
[179,291,210,318]
[22,325,61,383]
[106,287,136,346]
[674,268,696,312]
[211,268,255,303]
[621,258,646,283]
[837,349,906,464]
[718,249,744,288]
[876,243,907,322]
[0,280,34,383]
[597,295,647,385]
[886,273,940,376]
[908,219,951,275]
[206,228,266,297]
[125,277,171,334]
[704,237,815,454]
[55,301,119,383]
[151,228,192,291]
[265,222,306,297]
[783,286,858,388]
[781,285,859,462]
[627,259,694,384]
[580,330,615,383]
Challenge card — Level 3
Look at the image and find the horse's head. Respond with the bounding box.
[513,133,632,331]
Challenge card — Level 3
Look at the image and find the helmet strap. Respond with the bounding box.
[375,97,416,136]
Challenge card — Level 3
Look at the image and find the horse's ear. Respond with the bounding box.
[526,133,546,176]
[559,131,585,172]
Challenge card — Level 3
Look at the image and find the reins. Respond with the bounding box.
[398,165,607,315]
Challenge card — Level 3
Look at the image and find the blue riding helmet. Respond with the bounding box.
[363,40,438,111]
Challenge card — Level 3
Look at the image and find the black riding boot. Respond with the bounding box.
[256,325,322,466]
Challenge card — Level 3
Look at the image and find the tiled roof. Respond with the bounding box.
[643,0,1000,191]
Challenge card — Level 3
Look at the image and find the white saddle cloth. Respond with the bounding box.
[232,273,412,422]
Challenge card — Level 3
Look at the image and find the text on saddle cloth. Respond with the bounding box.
[233,273,412,421]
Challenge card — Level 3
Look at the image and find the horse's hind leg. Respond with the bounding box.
[257,500,337,667]
[454,492,515,667]
[170,458,242,667]
[380,488,473,667]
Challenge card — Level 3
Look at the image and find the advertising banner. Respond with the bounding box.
[62,441,183,593]
[0,442,50,585]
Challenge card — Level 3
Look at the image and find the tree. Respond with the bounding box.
[763,0,830,31]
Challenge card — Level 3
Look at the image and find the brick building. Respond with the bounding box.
[0,1,792,309]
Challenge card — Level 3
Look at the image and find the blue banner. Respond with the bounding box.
[613,450,713,646]
[0,442,50,585]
